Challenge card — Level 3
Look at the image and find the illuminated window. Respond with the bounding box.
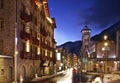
[26,40,30,52]
[37,47,40,55]
[45,49,47,56]
[56,53,61,60]
[0,18,4,29]
[50,51,52,57]
[45,40,47,44]
[37,33,40,40]
[0,0,3,8]
[25,23,30,33]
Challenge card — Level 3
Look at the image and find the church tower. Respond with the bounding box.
[80,25,91,72]
[81,25,91,55]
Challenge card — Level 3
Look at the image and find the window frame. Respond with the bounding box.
[0,18,4,30]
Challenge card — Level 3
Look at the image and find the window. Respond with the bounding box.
[37,33,40,40]
[37,47,40,55]
[50,51,52,57]
[0,0,3,8]
[45,49,47,56]
[85,45,88,49]
[0,40,3,53]
[0,18,4,29]
[26,40,30,52]
[25,22,30,33]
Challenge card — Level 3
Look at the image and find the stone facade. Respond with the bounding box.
[0,0,56,82]
[116,29,120,70]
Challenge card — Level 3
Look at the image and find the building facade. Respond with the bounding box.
[55,48,70,72]
[73,53,78,67]
[80,25,119,73]
[0,0,56,82]
[96,40,117,72]
[80,25,91,72]
[116,28,120,70]
[88,33,119,73]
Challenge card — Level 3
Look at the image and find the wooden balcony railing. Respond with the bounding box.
[20,51,32,59]
[40,42,55,51]
[20,51,41,60]
[20,31,39,45]
[20,10,32,22]
[40,28,48,37]
[20,31,31,40]
[32,37,39,45]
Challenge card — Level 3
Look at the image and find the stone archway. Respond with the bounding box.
[29,65,34,78]
[49,62,53,74]
[21,66,26,79]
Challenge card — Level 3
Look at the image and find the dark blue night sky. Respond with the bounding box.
[48,0,120,45]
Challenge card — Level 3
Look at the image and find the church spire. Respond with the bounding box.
[81,25,91,32]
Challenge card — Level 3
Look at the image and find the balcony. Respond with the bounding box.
[20,51,32,59]
[20,10,32,23]
[40,28,48,37]
[20,31,31,40]
[32,37,39,45]
[32,54,41,60]
[20,51,41,60]
[20,31,39,45]
[40,42,55,51]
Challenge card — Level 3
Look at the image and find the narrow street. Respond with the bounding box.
[31,68,100,83]
[35,68,73,83]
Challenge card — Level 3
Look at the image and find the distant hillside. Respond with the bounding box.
[57,41,82,56]
[57,21,120,56]
[91,21,120,42]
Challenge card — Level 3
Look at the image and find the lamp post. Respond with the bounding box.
[103,35,109,74]
[102,47,105,73]
[12,0,18,82]
[12,23,18,83]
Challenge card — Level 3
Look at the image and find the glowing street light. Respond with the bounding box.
[104,42,108,47]
[102,47,105,51]
[102,35,109,74]
[104,35,107,40]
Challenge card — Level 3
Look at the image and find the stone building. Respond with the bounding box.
[116,28,120,70]
[0,0,56,82]
[73,53,78,67]
[88,33,118,73]
[96,40,116,72]
[80,25,118,73]
[80,25,91,72]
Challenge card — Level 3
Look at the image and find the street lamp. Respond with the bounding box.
[104,42,108,47]
[103,35,109,73]
[102,47,105,73]
[104,35,107,40]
